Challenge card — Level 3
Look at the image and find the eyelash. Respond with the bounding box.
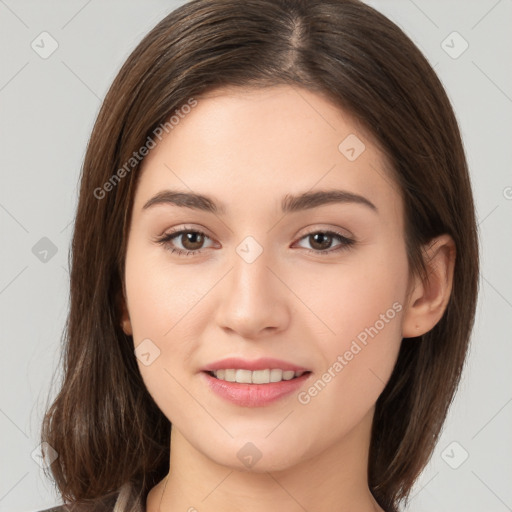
[155,226,356,257]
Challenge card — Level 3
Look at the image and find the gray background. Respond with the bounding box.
[0,1,511,511]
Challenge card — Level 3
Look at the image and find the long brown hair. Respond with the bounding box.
[41,1,479,511]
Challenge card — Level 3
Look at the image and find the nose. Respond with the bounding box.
[214,243,291,339]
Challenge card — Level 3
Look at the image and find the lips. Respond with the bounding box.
[201,370,312,407]
[201,356,310,373]
[200,356,313,407]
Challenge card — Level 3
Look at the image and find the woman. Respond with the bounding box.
[40,0,479,511]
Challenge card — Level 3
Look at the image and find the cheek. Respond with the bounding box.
[292,238,407,342]
[124,242,202,340]
[292,242,407,411]
[123,244,205,417]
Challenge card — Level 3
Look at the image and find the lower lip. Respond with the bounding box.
[201,371,312,407]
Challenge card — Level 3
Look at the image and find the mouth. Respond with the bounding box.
[201,369,313,407]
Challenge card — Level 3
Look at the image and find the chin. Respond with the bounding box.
[199,436,310,474]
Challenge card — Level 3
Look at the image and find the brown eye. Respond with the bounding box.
[179,231,206,251]
[295,230,355,255]
[156,229,214,256]
[308,232,335,251]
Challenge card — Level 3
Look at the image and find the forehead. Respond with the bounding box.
[135,85,402,222]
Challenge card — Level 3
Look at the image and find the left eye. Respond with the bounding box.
[156,229,355,256]
[294,230,355,254]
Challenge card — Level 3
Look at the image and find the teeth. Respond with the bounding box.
[211,368,306,384]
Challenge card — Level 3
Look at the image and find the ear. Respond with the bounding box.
[118,286,133,336]
[402,234,456,338]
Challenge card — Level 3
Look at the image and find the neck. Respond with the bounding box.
[148,407,384,512]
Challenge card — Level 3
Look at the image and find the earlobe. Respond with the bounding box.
[118,290,133,336]
[121,315,133,336]
[402,234,456,338]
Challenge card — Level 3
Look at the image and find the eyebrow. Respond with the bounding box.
[142,188,377,214]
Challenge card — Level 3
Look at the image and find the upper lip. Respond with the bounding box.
[202,357,310,372]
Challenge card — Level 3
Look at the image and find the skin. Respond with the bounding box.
[120,85,455,512]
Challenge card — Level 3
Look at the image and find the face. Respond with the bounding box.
[121,85,411,472]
